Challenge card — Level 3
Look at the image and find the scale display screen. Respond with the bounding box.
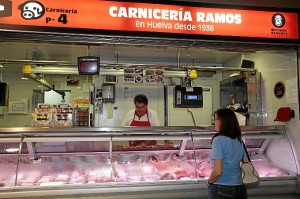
[174,85,203,108]
[186,95,198,100]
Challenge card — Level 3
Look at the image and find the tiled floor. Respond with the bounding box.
[196,195,300,199]
[19,194,300,199]
[249,195,300,199]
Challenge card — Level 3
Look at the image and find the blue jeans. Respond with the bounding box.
[208,184,247,199]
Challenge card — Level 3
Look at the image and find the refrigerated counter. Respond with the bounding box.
[0,126,299,198]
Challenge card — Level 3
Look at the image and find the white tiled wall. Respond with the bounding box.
[245,51,300,167]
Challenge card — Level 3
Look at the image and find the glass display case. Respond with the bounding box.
[0,126,299,199]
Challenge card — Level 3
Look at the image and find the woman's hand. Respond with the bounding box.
[207,179,213,186]
[208,159,222,185]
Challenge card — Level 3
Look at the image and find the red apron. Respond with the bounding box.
[130,111,151,127]
[129,111,156,146]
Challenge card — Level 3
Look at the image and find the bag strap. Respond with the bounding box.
[242,140,251,162]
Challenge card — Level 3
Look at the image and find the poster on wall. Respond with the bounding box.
[124,87,135,101]
[124,68,144,83]
[0,0,298,40]
[145,69,164,84]
[8,99,29,114]
[285,78,298,104]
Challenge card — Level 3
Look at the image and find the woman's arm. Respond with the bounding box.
[208,159,223,185]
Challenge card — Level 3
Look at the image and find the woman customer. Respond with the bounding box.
[207,108,248,199]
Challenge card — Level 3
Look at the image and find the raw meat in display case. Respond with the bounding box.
[112,152,203,182]
[5,151,293,188]
[69,171,86,184]
[17,169,42,186]
[86,164,112,183]
[37,176,54,185]
[250,154,292,177]
[195,160,211,178]
[114,162,159,182]
[0,164,16,187]
[4,152,210,187]
[17,160,75,186]
[152,160,197,180]
[16,157,113,186]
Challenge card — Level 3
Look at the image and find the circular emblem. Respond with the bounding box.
[18,1,45,20]
[274,81,285,99]
[272,13,285,28]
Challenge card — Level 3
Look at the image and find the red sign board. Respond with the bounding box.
[0,0,298,39]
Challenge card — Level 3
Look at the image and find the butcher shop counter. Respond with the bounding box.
[0,125,299,199]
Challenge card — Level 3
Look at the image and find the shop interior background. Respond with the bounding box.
[0,1,299,198]
[0,0,299,160]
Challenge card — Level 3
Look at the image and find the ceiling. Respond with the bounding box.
[0,34,297,74]
[0,40,243,73]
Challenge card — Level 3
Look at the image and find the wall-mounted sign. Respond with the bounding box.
[124,68,144,83]
[274,81,285,99]
[0,0,298,40]
[8,99,29,114]
[145,69,164,84]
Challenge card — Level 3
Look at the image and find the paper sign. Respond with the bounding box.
[286,78,298,104]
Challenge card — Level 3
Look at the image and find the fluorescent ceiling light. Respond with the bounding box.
[5,148,19,153]
[230,73,239,77]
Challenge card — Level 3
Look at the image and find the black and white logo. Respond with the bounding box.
[18,1,45,20]
[0,0,12,18]
[272,13,285,28]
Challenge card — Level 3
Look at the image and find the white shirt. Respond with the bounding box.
[121,108,160,126]
[235,112,246,126]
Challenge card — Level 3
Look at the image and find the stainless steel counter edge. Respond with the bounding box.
[0,125,286,135]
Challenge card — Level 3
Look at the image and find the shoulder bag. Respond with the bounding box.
[241,141,260,188]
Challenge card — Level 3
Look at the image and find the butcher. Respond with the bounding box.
[121,94,160,146]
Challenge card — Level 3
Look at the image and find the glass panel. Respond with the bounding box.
[6,128,297,189]
[253,137,297,177]
[112,152,197,182]
[298,47,300,115]
[194,151,211,179]
[113,138,181,151]
[192,139,211,149]
[0,142,26,154]
[192,131,298,180]
[244,138,264,148]
[111,133,198,183]
[17,141,112,187]
[35,141,110,153]
[0,156,17,187]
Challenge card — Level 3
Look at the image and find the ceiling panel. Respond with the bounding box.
[0,40,243,73]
